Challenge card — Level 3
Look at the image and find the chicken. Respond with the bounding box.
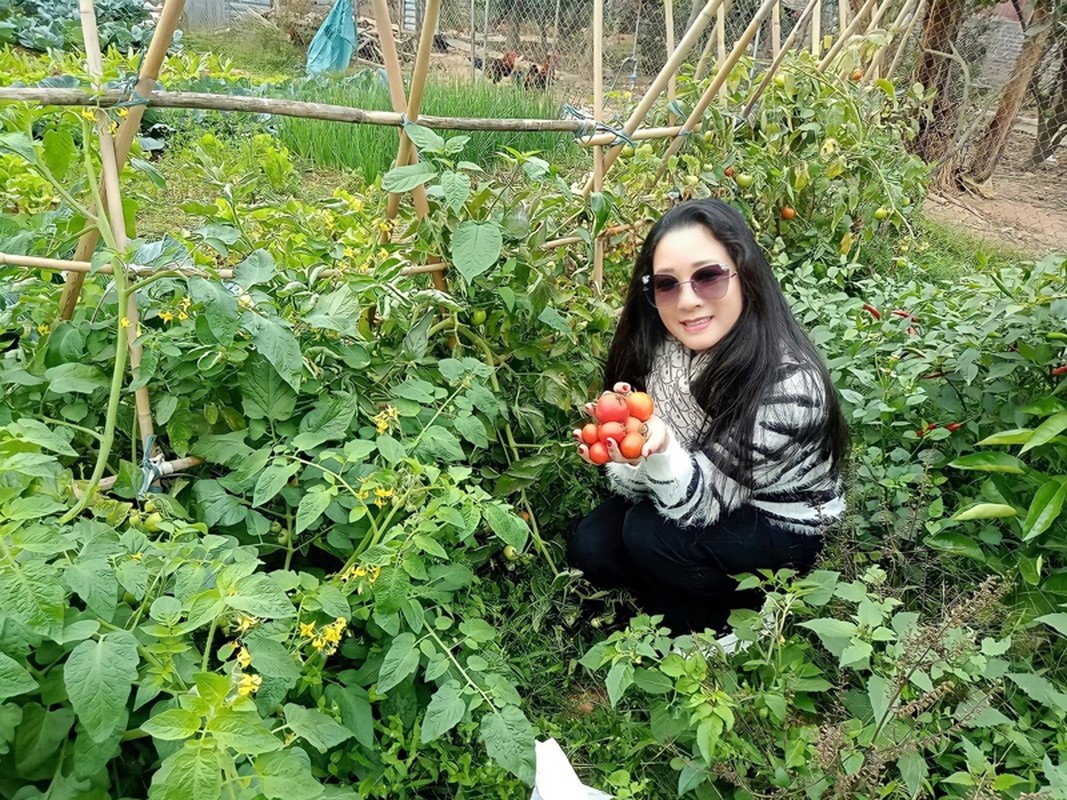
[523,56,556,90]
[477,50,519,83]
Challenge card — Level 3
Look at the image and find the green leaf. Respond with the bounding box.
[0,653,37,700]
[3,495,65,520]
[451,220,503,281]
[1021,411,1067,453]
[235,249,276,289]
[63,558,118,619]
[453,415,489,448]
[897,749,928,799]
[0,132,38,164]
[193,479,247,528]
[240,354,297,421]
[296,488,333,534]
[867,674,892,723]
[1022,480,1067,541]
[382,161,437,192]
[0,560,65,639]
[7,418,77,456]
[149,739,222,800]
[537,306,571,334]
[377,632,419,694]
[952,503,1018,521]
[479,705,536,786]
[255,750,325,800]
[253,462,301,507]
[208,708,283,754]
[632,668,674,695]
[323,683,375,750]
[44,363,108,394]
[283,704,353,753]
[493,453,554,495]
[1006,672,1067,712]
[414,425,465,463]
[1035,613,1067,637]
[949,453,1027,474]
[141,708,202,741]
[247,637,301,684]
[305,286,360,336]
[606,660,634,708]
[293,395,357,451]
[976,428,1034,446]
[188,276,239,346]
[925,532,986,562]
[483,503,529,551]
[440,170,471,213]
[403,122,446,153]
[376,434,406,465]
[420,681,466,743]
[245,314,303,392]
[799,618,858,650]
[64,631,139,743]
[225,574,296,619]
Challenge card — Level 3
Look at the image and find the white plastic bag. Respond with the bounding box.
[529,738,612,800]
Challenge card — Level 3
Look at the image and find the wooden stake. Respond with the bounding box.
[79,0,155,455]
[811,0,822,56]
[885,0,925,82]
[839,0,849,37]
[665,0,677,126]
[772,0,781,57]
[740,0,821,121]
[579,0,725,198]
[655,0,779,181]
[692,22,720,81]
[58,0,184,321]
[592,0,604,289]
[716,0,727,105]
[864,0,919,82]
[816,0,878,71]
[380,0,448,293]
[838,0,895,78]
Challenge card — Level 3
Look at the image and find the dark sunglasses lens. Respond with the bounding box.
[692,267,730,299]
[651,277,680,306]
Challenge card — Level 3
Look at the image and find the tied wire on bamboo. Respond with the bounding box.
[592,0,605,288]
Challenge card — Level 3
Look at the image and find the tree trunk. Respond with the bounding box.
[964,1,1052,184]
[1030,30,1067,166]
[909,0,968,166]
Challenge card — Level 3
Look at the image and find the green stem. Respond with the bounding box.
[425,627,497,711]
[201,616,218,673]
[38,416,103,442]
[59,276,129,524]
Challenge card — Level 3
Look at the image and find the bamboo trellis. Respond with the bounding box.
[0,0,905,492]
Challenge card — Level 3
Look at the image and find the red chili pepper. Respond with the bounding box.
[891,309,918,321]
[916,422,938,437]
[946,422,962,432]
[907,326,917,336]
[863,304,882,320]
[1053,364,1067,377]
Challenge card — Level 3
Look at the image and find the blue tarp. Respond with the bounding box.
[306,0,357,75]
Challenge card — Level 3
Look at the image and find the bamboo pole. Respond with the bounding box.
[692,22,720,81]
[79,0,156,456]
[884,0,925,82]
[839,0,849,37]
[0,252,451,278]
[816,0,878,71]
[592,0,604,289]
[811,0,822,55]
[772,0,781,57]
[58,0,184,321]
[655,0,778,181]
[579,0,725,199]
[865,0,919,81]
[740,0,821,120]
[837,0,895,78]
[716,0,727,105]
[665,0,677,126]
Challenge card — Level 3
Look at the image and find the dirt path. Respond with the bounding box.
[923,122,1067,257]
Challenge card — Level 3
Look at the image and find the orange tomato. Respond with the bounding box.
[588,442,610,465]
[581,423,599,445]
[625,391,655,422]
[619,432,645,460]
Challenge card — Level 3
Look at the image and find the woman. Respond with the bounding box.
[568,198,848,635]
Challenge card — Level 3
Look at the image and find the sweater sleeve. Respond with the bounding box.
[604,424,749,527]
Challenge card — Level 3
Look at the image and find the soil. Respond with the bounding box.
[922,120,1067,257]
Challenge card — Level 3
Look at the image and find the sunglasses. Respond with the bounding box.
[641,264,734,307]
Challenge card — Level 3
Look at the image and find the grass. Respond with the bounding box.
[272,72,586,182]
[180,18,305,81]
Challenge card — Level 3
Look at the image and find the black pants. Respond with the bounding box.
[567,496,823,635]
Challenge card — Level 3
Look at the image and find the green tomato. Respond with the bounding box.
[637,143,654,157]
[874,206,891,221]
[502,545,520,562]
[735,173,755,189]
[143,498,157,513]
[144,512,164,533]
[472,309,487,326]
[684,175,700,187]
[620,145,635,157]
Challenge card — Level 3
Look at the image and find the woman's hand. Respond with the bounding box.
[573,382,671,465]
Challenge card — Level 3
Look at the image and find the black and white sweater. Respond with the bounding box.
[606,337,844,535]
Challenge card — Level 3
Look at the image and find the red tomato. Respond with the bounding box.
[619,432,645,460]
[581,423,600,445]
[598,421,626,446]
[594,392,629,425]
[588,442,610,465]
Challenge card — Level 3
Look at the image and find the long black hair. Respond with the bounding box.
[603,198,849,485]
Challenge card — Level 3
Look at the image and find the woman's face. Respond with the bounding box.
[650,224,744,352]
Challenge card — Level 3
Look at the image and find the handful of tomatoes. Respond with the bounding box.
[578,389,655,464]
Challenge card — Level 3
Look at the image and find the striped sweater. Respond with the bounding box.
[605,338,844,535]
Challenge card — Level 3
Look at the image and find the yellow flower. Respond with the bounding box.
[36,323,50,335]
[159,310,175,323]
[334,616,346,627]
[237,293,254,309]
[120,317,131,328]
[116,107,129,118]
[369,565,381,583]
[235,614,259,634]
[236,647,252,668]
[374,487,394,507]
[130,552,143,561]
[237,673,262,697]
[299,621,316,638]
[79,108,96,122]
[312,636,327,651]
[177,311,188,321]
[343,247,356,259]
[180,296,191,309]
